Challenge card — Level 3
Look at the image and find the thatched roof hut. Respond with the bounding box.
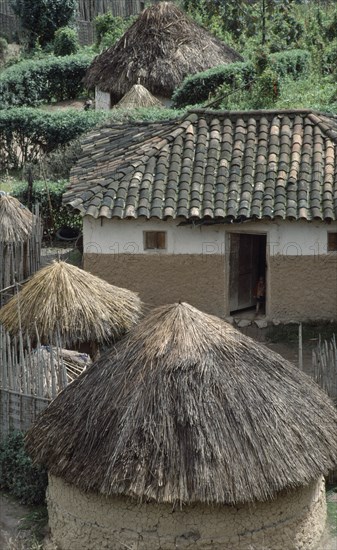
[0,260,142,351]
[0,192,34,244]
[26,302,337,550]
[0,192,41,305]
[114,82,164,109]
[84,2,243,104]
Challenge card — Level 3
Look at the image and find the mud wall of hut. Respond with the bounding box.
[85,253,226,317]
[47,475,326,550]
[268,254,337,321]
[83,217,337,322]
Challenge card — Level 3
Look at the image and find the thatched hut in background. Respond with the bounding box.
[26,302,337,550]
[114,82,164,109]
[84,2,243,109]
[0,192,41,306]
[0,260,142,356]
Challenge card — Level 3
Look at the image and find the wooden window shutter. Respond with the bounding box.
[328,233,337,251]
[144,231,166,250]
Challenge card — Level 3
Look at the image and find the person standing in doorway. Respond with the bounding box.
[255,276,266,314]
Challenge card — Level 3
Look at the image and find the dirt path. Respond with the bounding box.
[0,493,29,548]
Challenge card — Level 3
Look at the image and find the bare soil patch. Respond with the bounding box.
[0,493,31,548]
[40,99,86,112]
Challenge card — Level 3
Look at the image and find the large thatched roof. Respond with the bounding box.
[0,192,35,243]
[0,260,142,348]
[84,2,243,102]
[26,302,337,506]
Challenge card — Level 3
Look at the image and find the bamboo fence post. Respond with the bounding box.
[298,322,303,370]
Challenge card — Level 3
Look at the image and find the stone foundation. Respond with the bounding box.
[47,475,326,550]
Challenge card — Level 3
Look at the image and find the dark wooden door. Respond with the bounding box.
[229,234,261,312]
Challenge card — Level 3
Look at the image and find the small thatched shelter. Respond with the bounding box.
[84,2,243,108]
[114,82,164,109]
[0,260,142,354]
[26,302,337,550]
[0,192,41,305]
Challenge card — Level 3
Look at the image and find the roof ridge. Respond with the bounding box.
[189,108,316,117]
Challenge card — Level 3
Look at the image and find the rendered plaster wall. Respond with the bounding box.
[268,254,337,321]
[83,217,337,257]
[84,253,226,316]
[95,88,111,110]
[47,475,326,550]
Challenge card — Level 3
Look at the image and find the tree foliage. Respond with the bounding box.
[54,26,79,56]
[10,0,77,48]
[0,107,107,170]
[94,12,136,50]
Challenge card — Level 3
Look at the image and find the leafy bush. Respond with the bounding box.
[12,179,82,236]
[0,107,107,170]
[269,49,311,79]
[172,49,311,108]
[54,26,79,56]
[0,431,47,505]
[0,53,93,108]
[321,39,337,74]
[267,5,304,53]
[0,36,8,62]
[250,67,279,109]
[11,0,77,48]
[172,61,255,108]
[94,12,134,49]
[42,140,82,180]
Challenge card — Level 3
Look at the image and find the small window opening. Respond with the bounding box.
[328,233,337,252]
[144,231,166,250]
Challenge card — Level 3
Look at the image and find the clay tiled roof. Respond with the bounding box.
[65,109,337,222]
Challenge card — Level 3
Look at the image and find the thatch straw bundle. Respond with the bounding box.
[0,192,34,243]
[114,83,164,109]
[84,2,243,102]
[0,260,142,348]
[26,302,337,506]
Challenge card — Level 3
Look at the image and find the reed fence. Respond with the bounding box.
[0,324,89,435]
[312,334,337,483]
[312,335,337,406]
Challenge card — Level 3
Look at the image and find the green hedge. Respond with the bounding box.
[269,49,311,78]
[172,61,255,108]
[0,107,107,169]
[172,49,311,108]
[0,431,47,505]
[0,53,93,108]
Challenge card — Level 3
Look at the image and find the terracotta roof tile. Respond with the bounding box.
[65,109,337,222]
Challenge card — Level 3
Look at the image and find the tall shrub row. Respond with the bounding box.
[0,107,107,169]
[0,53,93,109]
[172,49,311,108]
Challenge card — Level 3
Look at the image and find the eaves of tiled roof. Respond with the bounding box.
[64,109,337,222]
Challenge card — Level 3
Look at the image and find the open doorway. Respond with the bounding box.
[229,233,267,315]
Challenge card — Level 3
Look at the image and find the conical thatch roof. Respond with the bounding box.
[114,83,164,109]
[0,260,142,348]
[0,192,34,243]
[84,2,243,102]
[26,302,337,506]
